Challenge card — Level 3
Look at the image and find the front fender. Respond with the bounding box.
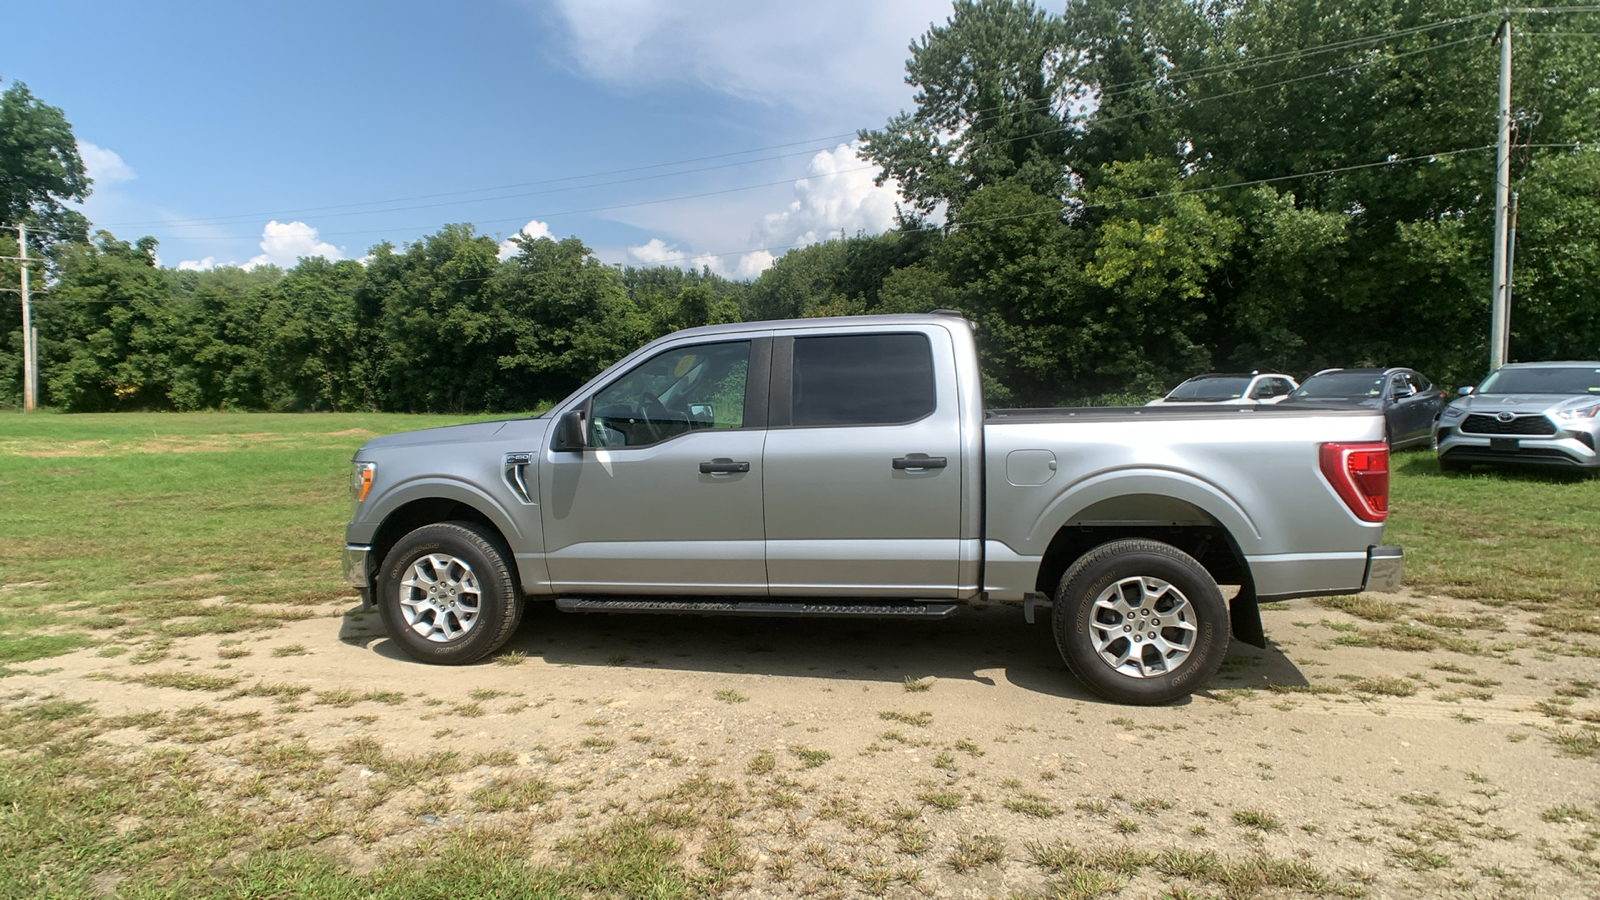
[352,475,529,553]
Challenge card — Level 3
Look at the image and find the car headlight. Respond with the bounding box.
[1554,404,1600,421]
[1439,407,1466,420]
[351,461,376,502]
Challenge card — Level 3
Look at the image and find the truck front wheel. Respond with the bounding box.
[1052,539,1229,705]
[376,522,523,665]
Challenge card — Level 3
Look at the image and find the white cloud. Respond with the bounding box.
[176,257,217,271]
[245,220,342,269]
[757,142,901,250]
[78,141,136,186]
[538,1,952,120]
[627,237,772,281]
[498,218,554,260]
[621,142,902,279]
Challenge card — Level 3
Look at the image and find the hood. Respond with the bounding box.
[357,419,519,452]
[1281,396,1383,410]
[1450,394,1600,416]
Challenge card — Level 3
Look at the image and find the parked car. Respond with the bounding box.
[1281,367,1445,450]
[1146,371,1297,406]
[1435,361,1600,474]
[343,314,1402,706]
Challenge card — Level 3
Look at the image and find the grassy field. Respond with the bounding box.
[1,412,1597,898]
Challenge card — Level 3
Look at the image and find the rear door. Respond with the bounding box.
[761,326,964,598]
[1388,372,1433,444]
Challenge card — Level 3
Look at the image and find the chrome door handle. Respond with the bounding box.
[892,456,947,470]
[699,460,750,474]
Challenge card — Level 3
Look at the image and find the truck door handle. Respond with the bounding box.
[699,459,750,474]
[892,456,947,470]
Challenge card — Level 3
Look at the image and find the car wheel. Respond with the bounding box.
[1051,539,1229,705]
[377,522,523,665]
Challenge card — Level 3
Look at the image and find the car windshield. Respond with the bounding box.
[1292,373,1385,399]
[1165,376,1250,401]
[1478,366,1600,395]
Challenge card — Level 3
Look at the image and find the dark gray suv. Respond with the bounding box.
[1282,367,1445,450]
[1435,361,1600,474]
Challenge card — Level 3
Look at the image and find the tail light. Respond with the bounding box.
[1319,443,1389,522]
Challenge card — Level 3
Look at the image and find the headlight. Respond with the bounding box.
[1554,404,1600,421]
[351,461,376,502]
[1439,407,1466,420]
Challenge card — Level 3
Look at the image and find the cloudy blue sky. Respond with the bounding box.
[8,0,955,277]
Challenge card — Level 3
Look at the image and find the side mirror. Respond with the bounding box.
[552,409,586,451]
[1457,386,1474,397]
[688,403,714,427]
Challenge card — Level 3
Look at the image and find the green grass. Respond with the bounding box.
[1388,452,1600,614]
[0,411,504,663]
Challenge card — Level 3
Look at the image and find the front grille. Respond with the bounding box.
[1462,413,1556,436]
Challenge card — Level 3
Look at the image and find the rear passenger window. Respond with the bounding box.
[792,333,936,427]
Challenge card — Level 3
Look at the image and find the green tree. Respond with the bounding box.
[262,257,367,410]
[859,0,1073,221]
[489,234,646,406]
[0,81,91,241]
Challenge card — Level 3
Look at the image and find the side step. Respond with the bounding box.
[554,597,960,619]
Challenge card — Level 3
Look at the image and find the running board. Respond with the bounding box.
[553,597,960,618]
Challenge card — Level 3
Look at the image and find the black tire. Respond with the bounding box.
[1051,539,1229,705]
[376,522,523,665]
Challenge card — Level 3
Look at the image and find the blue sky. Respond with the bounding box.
[8,0,955,278]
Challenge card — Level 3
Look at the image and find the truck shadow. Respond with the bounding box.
[347,600,1312,705]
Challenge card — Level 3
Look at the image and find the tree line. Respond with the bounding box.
[4,0,1597,413]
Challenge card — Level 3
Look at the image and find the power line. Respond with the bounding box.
[98,137,862,230]
[118,31,1514,246]
[99,13,1523,237]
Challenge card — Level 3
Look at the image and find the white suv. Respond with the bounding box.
[1148,372,1298,406]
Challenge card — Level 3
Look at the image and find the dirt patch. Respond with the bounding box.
[11,589,1599,897]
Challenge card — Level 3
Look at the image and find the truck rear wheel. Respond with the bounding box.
[1052,539,1228,705]
[376,522,522,665]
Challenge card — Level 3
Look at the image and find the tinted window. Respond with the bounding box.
[590,341,750,446]
[1478,366,1600,395]
[792,333,936,426]
[1167,376,1251,401]
[1293,373,1385,399]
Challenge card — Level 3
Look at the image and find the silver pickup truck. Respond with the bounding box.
[343,313,1402,704]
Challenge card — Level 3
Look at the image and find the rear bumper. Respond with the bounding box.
[1249,544,1403,602]
[1362,545,1404,593]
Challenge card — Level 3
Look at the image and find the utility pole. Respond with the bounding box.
[1489,12,1513,371]
[19,224,36,412]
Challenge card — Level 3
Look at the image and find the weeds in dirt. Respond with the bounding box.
[789,746,830,768]
[946,835,1004,873]
[1316,594,1410,621]
[1232,809,1283,832]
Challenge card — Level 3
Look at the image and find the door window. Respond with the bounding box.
[589,341,750,447]
[791,333,936,427]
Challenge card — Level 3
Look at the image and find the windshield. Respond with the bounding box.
[1478,366,1600,396]
[1165,376,1251,401]
[1292,373,1385,399]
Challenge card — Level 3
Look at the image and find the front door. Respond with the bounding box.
[540,337,770,594]
[761,328,964,598]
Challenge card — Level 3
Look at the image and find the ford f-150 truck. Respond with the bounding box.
[343,313,1402,704]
